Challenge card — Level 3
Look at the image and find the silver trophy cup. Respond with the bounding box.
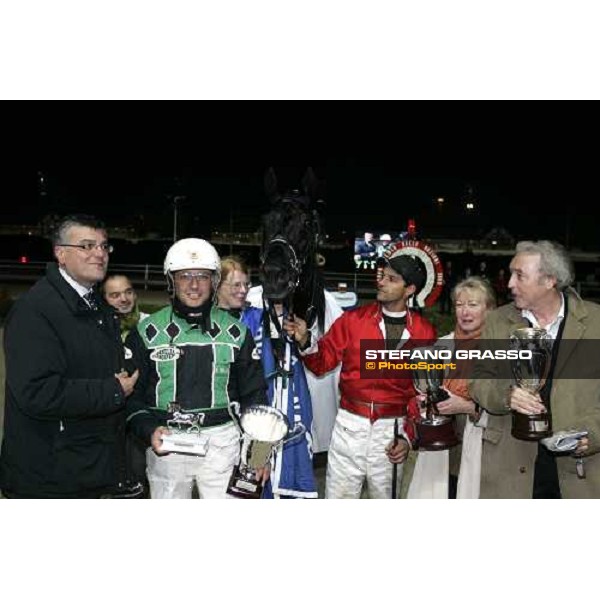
[160,403,208,455]
[411,347,460,451]
[227,403,306,499]
[509,327,552,440]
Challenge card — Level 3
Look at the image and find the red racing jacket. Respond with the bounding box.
[301,302,436,440]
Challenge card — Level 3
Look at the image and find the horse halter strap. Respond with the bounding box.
[261,236,301,292]
[262,299,294,389]
[264,237,301,268]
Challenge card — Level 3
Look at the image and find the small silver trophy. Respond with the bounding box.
[160,403,208,455]
[509,327,552,440]
[227,403,306,499]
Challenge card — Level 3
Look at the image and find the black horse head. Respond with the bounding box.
[259,167,326,333]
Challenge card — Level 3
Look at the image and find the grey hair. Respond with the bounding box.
[452,276,497,309]
[51,214,106,246]
[515,240,574,290]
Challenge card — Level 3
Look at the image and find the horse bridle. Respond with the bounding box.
[260,236,301,300]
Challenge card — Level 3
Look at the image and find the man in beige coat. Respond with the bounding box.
[470,240,600,498]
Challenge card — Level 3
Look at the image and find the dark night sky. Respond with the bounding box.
[1,164,596,250]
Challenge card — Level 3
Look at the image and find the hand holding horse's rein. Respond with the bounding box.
[283,315,310,348]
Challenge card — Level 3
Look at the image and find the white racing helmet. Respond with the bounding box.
[164,238,221,292]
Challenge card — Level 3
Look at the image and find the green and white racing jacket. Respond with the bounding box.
[125,305,267,443]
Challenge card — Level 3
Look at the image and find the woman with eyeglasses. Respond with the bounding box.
[216,257,255,320]
[216,256,318,499]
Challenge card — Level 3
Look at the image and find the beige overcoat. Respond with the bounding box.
[469,290,600,498]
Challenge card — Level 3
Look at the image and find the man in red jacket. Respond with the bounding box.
[285,254,436,498]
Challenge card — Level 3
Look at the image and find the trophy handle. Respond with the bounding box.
[427,399,437,419]
[228,401,244,435]
[282,422,306,445]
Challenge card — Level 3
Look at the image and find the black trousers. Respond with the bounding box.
[532,443,562,499]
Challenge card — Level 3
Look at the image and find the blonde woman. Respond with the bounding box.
[408,276,496,499]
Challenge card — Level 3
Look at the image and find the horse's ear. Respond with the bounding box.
[302,167,318,200]
[264,167,279,204]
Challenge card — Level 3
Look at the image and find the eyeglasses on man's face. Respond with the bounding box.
[174,271,212,284]
[58,242,114,254]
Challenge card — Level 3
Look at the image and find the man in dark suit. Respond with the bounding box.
[0,214,139,498]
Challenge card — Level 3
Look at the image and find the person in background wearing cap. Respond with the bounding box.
[376,233,393,258]
[124,239,268,499]
[284,253,436,498]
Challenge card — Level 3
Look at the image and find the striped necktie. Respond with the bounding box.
[84,290,98,310]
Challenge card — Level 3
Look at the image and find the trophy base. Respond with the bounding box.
[416,417,460,451]
[511,412,552,441]
[226,466,264,499]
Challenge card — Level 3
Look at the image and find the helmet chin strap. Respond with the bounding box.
[166,272,175,296]
[211,272,221,302]
[171,295,212,329]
